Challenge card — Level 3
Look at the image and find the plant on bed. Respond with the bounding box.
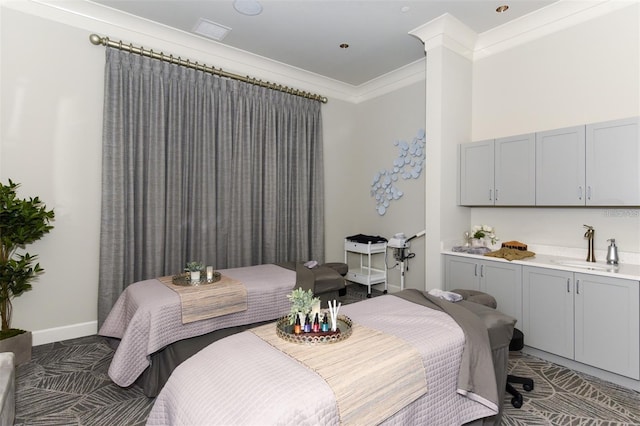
[0,179,55,339]
[286,288,320,324]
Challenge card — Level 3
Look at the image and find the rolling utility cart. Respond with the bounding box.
[344,235,387,297]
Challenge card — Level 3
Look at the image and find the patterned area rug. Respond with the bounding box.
[13,286,640,425]
[503,352,640,425]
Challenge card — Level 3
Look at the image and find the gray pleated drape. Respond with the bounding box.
[98,48,325,325]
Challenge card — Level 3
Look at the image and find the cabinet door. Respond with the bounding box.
[460,141,494,206]
[574,273,639,379]
[536,125,586,205]
[480,260,522,326]
[523,266,574,358]
[494,134,535,206]
[586,117,640,205]
[443,255,480,291]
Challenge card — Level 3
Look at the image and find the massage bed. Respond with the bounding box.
[146,289,516,426]
[99,262,346,396]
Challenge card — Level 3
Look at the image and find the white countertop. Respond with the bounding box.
[442,249,640,281]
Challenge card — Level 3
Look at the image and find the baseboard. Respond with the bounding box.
[32,321,98,346]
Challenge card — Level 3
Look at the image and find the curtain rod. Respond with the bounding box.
[89,34,328,104]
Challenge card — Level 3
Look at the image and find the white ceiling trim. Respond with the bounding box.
[473,0,632,60]
[409,13,478,60]
[7,0,633,104]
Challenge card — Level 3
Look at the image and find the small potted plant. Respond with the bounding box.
[0,179,55,364]
[471,224,498,247]
[185,261,204,284]
[286,288,320,325]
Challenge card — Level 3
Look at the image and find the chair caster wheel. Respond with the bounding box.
[523,383,534,392]
[366,294,372,298]
[511,395,523,408]
[383,290,387,294]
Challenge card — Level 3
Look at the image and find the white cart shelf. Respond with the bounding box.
[344,239,388,297]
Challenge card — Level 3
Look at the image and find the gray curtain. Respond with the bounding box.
[98,48,324,325]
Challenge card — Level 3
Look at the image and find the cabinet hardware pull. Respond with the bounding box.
[576,279,580,294]
[489,189,492,201]
[474,264,478,276]
[495,189,499,201]
[567,278,570,292]
[578,186,583,200]
[480,264,484,277]
[587,186,592,200]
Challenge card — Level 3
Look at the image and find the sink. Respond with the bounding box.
[551,259,617,271]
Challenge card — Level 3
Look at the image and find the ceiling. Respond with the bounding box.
[90,0,559,86]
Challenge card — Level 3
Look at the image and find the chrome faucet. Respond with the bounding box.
[584,224,595,262]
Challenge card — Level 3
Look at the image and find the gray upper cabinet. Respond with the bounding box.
[460,140,494,206]
[462,116,639,207]
[536,117,640,206]
[535,125,586,206]
[586,117,640,205]
[460,134,535,206]
[494,134,536,205]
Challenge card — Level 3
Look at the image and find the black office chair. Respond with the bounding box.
[507,328,534,408]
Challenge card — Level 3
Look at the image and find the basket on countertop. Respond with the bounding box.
[501,241,528,251]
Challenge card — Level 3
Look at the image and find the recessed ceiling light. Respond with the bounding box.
[339,43,349,49]
[496,5,509,13]
[234,0,263,16]
[193,18,231,41]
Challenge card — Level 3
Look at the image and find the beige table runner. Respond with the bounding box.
[251,321,427,425]
[158,275,247,324]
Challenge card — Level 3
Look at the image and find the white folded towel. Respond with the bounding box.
[428,288,463,302]
[304,260,318,269]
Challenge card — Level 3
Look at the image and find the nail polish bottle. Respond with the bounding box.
[312,313,320,332]
[304,314,311,333]
[294,314,301,334]
[321,313,329,332]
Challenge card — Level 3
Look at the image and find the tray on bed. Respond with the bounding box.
[276,314,352,345]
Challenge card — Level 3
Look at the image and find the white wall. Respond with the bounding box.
[347,80,427,291]
[1,8,105,341]
[470,3,640,257]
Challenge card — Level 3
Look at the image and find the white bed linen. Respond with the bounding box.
[147,295,496,426]
[99,264,295,387]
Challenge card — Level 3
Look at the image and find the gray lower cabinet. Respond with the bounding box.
[443,254,522,326]
[523,265,640,379]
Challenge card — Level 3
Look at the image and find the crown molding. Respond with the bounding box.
[473,0,634,60]
[8,0,360,102]
[6,0,634,104]
[409,13,478,60]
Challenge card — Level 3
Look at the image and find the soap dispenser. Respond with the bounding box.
[606,239,619,265]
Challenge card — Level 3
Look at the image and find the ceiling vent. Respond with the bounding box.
[193,18,231,41]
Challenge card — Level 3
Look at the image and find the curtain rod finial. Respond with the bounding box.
[89,34,103,46]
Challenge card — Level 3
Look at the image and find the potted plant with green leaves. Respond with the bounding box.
[0,179,54,364]
[185,261,204,284]
[286,288,320,325]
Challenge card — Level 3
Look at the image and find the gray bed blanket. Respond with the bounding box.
[147,294,508,425]
[394,289,516,413]
[99,264,296,387]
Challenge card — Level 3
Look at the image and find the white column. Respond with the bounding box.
[409,15,476,290]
